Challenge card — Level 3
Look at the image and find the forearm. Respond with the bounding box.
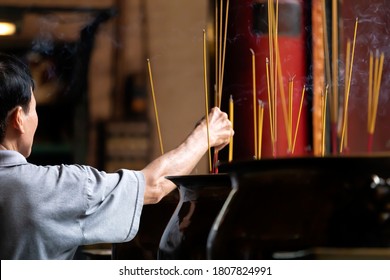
[141,122,209,204]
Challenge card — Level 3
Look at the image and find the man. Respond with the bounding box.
[0,53,233,259]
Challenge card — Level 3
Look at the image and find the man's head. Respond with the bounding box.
[0,53,38,157]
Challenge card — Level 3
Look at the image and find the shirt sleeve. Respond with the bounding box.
[78,167,145,245]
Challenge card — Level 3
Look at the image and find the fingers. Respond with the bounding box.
[209,107,229,124]
[207,107,234,149]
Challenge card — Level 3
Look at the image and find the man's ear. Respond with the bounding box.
[10,107,25,134]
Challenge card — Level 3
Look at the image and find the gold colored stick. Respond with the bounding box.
[250,48,258,159]
[273,0,279,143]
[267,0,275,131]
[147,58,164,155]
[367,51,373,132]
[331,0,339,124]
[322,0,332,91]
[340,18,358,153]
[266,58,275,149]
[258,100,264,159]
[339,39,350,150]
[322,85,329,157]
[203,29,212,172]
[292,85,306,154]
[287,78,292,152]
[229,94,234,162]
[215,0,219,107]
[218,0,229,107]
[369,52,385,134]
[218,0,223,103]
[276,42,288,143]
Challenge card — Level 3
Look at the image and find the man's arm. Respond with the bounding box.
[141,107,233,204]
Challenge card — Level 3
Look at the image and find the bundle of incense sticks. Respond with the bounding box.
[268,0,290,154]
[215,0,229,108]
[367,50,385,153]
[212,0,230,172]
[266,0,304,157]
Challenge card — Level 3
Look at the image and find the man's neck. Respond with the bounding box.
[0,143,13,151]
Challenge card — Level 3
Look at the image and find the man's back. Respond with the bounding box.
[0,150,144,259]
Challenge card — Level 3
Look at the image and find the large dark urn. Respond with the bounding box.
[158,174,231,259]
[207,156,390,259]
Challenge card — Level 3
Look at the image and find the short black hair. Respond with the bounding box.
[0,53,35,142]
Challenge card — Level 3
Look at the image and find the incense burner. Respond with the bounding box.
[207,156,390,259]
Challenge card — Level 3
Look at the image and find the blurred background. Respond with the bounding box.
[1,0,389,259]
[0,0,210,174]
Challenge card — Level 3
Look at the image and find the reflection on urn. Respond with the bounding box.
[158,174,231,260]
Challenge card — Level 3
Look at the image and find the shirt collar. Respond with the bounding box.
[0,150,28,167]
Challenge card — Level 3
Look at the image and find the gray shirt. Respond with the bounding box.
[0,150,145,259]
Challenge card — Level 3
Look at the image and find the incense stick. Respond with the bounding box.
[288,78,294,152]
[258,100,264,159]
[266,57,275,156]
[215,1,219,107]
[218,0,229,107]
[147,58,164,155]
[266,0,288,148]
[339,40,350,152]
[276,43,288,145]
[339,39,351,150]
[218,0,223,106]
[292,85,306,154]
[322,0,332,91]
[267,0,275,140]
[203,29,212,172]
[344,112,348,151]
[331,0,339,154]
[322,85,329,157]
[229,94,234,162]
[340,18,358,153]
[250,48,258,159]
[368,51,385,152]
[373,52,385,123]
[272,0,279,144]
[367,51,373,132]
[370,52,384,132]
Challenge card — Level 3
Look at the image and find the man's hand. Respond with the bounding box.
[199,107,234,151]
